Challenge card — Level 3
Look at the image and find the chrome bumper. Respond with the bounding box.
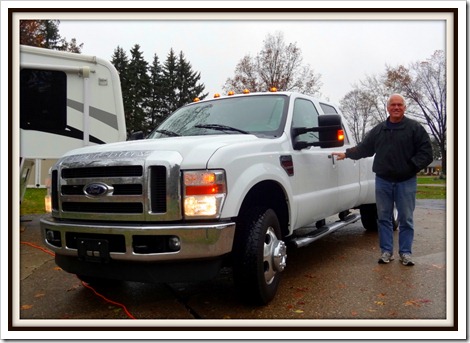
[40,217,235,262]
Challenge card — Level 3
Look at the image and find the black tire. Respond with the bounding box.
[232,207,287,305]
[360,204,399,231]
[360,204,378,231]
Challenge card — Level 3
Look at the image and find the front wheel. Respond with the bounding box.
[232,207,286,305]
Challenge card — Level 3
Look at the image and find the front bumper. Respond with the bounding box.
[40,217,236,262]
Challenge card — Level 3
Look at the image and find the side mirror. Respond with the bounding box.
[318,115,344,148]
[129,131,144,141]
[292,114,344,150]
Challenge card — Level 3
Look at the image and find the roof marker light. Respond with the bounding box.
[243,89,250,94]
[214,93,220,98]
[227,91,235,96]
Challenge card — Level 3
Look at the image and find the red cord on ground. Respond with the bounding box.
[20,240,136,320]
[80,280,136,319]
[20,241,55,256]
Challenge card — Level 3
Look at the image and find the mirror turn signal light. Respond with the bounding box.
[337,129,345,141]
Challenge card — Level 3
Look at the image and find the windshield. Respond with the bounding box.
[147,95,288,139]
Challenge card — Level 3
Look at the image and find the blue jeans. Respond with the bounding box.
[375,175,417,255]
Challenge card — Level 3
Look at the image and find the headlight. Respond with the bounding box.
[183,170,226,218]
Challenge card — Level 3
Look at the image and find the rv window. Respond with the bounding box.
[20,69,67,131]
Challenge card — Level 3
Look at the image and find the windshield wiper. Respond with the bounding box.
[153,129,180,137]
[195,124,249,134]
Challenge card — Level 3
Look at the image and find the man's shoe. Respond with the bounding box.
[378,252,394,264]
[400,254,415,266]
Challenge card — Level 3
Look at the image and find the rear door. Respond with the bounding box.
[319,102,361,210]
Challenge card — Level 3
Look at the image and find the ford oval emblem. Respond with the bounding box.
[83,183,110,197]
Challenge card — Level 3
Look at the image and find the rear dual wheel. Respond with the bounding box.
[360,204,399,231]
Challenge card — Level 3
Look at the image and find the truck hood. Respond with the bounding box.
[61,135,262,168]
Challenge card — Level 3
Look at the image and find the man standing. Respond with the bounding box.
[333,94,433,266]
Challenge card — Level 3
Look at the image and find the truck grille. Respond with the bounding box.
[52,152,180,221]
[62,166,143,178]
[62,202,144,213]
[61,184,143,196]
[150,166,167,213]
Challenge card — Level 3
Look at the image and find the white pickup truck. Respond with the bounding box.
[40,91,378,304]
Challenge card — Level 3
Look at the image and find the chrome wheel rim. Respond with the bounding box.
[263,226,287,284]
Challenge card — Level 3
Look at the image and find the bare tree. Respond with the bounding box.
[386,50,446,174]
[359,73,393,124]
[224,32,322,95]
[340,72,398,142]
[339,88,375,143]
[349,70,423,129]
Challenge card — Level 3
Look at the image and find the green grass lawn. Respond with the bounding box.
[20,176,446,215]
[416,176,446,199]
[417,176,446,185]
[416,185,446,199]
[21,188,48,215]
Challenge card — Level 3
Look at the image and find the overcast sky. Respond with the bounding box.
[58,17,446,105]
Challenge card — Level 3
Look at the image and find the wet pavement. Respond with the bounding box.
[14,200,451,335]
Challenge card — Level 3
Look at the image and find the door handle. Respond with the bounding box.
[328,154,335,166]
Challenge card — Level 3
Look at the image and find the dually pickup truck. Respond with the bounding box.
[40,90,378,304]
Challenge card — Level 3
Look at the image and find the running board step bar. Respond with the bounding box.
[289,213,361,248]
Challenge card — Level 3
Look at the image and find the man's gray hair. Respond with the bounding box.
[387,93,407,107]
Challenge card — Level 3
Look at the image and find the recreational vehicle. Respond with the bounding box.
[19,45,126,200]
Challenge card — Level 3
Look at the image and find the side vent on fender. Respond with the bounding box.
[280,155,294,176]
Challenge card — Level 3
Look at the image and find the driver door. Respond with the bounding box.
[290,97,339,228]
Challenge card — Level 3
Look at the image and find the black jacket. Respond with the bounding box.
[345,116,434,182]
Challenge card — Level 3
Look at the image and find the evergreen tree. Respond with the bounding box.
[161,48,179,118]
[148,54,165,128]
[111,46,132,134]
[111,46,130,76]
[160,49,207,120]
[126,44,151,134]
[175,51,207,108]
[42,20,61,49]
[110,45,208,134]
